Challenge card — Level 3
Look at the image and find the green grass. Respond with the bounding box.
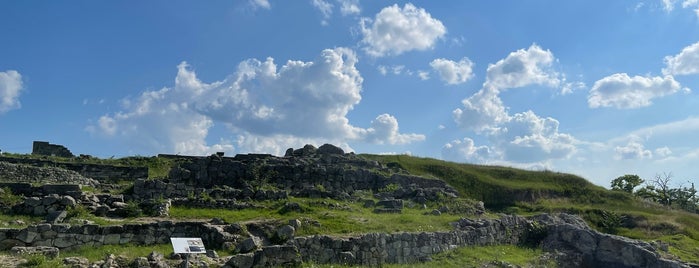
[359,154,699,264]
[62,243,174,262]
[360,154,627,209]
[170,197,463,236]
[302,245,554,268]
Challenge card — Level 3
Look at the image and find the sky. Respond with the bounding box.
[1,0,699,188]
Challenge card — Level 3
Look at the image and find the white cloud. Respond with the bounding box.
[442,138,492,163]
[663,0,677,11]
[311,0,333,25]
[430,57,474,85]
[0,70,23,114]
[663,41,699,76]
[364,114,425,144]
[359,3,446,57]
[485,44,561,90]
[89,48,423,155]
[453,88,508,132]
[418,70,430,80]
[454,44,565,132]
[615,140,653,160]
[338,0,360,16]
[498,111,577,162]
[450,45,578,165]
[588,73,689,109]
[662,0,699,16]
[377,65,388,75]
[250,0,271,9]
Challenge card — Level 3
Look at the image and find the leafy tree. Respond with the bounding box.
[611,174,644,193]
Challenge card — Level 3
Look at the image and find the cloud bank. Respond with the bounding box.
[89,48,423,155]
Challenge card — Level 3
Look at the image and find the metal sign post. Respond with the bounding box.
[170,237,206,268]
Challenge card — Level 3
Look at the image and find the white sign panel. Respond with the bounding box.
[170,237,206,254]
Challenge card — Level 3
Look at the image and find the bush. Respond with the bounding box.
[0,187,22,212]
[520,222,548,248]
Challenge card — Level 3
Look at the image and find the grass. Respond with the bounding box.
[360,154,626,209]
[302,245,554,268]
[170,197,464,236]
[360,154,699,264]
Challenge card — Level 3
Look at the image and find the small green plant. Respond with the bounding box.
[200,191,214,202]
[314,184,326,192]
[379,183,401,193]
[66,204,91,219]
[599,210,623,234]
[123,201,143,218]
[520,221,548,248]
[0,187,22,212]
[20,254,57,267]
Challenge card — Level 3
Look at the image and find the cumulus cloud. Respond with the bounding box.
[442,138,492,163]
[447,44,578,165]
[454,44,564,132]
[0,70,23,114]
[249,0,270,9]
[663,41,699,76]
[498,111,577,162]
[359,3,446,57]
[588,73,689,109]
[430,57,474,85]
[89,48,423,155]
[364,114,425,144]
[453,88,508,132]
[485,44,561,90]
[615,140,653,160]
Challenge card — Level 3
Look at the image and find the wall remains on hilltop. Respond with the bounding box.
[32,141,74,158]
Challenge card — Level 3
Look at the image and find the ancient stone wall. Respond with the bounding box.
[0,214,688,267]
[294,215,528,266]
[0,221,234,251]
[32,141,74,158]
[0,157,147,182]
[162,145,458,202]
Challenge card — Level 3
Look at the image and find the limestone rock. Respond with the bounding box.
[318,144,344,155]
[275,225,295,243]
[11,246,59,259]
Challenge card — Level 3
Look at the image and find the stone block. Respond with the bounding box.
[11,246,60,259]
[46,210,67,224]
[42,185,81,195]
[226,253,255,268]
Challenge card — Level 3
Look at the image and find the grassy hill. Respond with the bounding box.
[1,151,698,266]
[361,154,699,263]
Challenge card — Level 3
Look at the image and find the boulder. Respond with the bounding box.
[225,253,255,268]
[318,144,344,155]
[275,225,295,242]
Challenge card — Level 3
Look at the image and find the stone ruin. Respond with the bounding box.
[0,143,694,267]
[32,141,74,158]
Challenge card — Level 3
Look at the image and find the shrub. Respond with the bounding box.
[0,187,22,212]
[520,221,548,248]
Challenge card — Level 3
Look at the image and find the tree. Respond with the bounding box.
[650,172,673,206]
[611,174,644,193]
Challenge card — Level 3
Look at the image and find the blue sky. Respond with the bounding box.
[2,0,699,187]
